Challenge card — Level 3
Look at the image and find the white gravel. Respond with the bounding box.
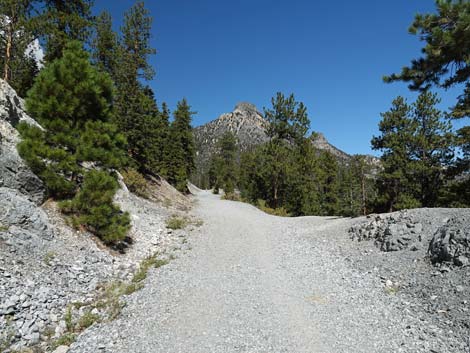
[70,190,468,353]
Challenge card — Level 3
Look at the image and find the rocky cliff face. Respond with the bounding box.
[0,79,45,204]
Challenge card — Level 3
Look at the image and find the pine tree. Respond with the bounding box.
[371,97,418,212]
[285,140,322,216]
[112,2,158,174]
[262,92,310,208]
[0,0,38,95]
[40,0,93,62]
[61,170,130,244]
[264,92,309,144]
[17,41,129,243]
[120,1,156,82]
[317,151,340,215]
[409,91,453,207]
[337,155,376,217]
[384,0,469,206]
[92,10,118,77]
[168,99,195,192]
[158,102,172,178]
[208,131,238,194]
[384,0,470,118]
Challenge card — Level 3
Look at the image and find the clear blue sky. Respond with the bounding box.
[94,0,461,156]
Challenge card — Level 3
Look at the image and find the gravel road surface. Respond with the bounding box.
[70,190,460,353]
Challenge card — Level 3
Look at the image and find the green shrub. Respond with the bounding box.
[52,333,76,349]
[257,199,290,217]
[64,307,73,332]
[132,255,169,283]
[222,192,241,201]
[166,216,187,230]
[60,170,131,244]
[121,168,149,198]
[77,311,100,329]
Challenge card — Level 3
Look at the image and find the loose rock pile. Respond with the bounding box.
[429,216,470,267]
[349,211,424,252]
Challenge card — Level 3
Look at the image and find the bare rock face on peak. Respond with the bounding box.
[310,132,350,161]
[192,103,269,186]
[0,79,45,204]
[192,102,357,187]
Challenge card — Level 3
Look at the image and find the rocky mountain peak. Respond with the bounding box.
[310,132,350,161]
[234,102,259,114]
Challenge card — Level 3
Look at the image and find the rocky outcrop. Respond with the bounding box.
[349,210,424,252]
[0,79,45,204]
[310,132,350,161]
[0,187,51,237]
[350,209,470,268]
[429,216,470,267]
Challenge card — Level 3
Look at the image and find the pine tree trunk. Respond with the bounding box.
[273,184,278,209]
[3,22,13,82]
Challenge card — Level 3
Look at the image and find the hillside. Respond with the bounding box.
[0,79,195,352]
[192,102,355,187]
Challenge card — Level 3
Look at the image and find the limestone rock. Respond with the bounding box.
[429,216,470,266]
[0,187,51,236]
[0,79,45,204]
[349,210,424,252]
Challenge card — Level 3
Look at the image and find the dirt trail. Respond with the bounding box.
[70,190,437,353]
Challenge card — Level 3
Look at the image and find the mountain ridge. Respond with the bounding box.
[192,102,362,186]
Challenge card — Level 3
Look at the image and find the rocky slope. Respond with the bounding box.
[0,80,194,352]
[192,102,375,186]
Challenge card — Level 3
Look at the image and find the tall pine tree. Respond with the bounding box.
[409,91,453,207]
[371,97,418,212]
[168,99,195,192]
[92,10,118,77]
[208,131,238,194]
[40,0,93,62]
[0,0,38,96]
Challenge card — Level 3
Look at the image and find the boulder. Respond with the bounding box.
[0,79,45,204]
[429,216,470,266]
[0,187,52,237]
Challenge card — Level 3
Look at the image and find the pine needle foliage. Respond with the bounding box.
[17,41,129,244]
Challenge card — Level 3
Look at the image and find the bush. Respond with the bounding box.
[257,199,290,217]
[77,311,100,330]
[52,333,76,349]
[222,192,241,201]
[166,215,187,230]
[121,168,149,198]
[61,171,131,244]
